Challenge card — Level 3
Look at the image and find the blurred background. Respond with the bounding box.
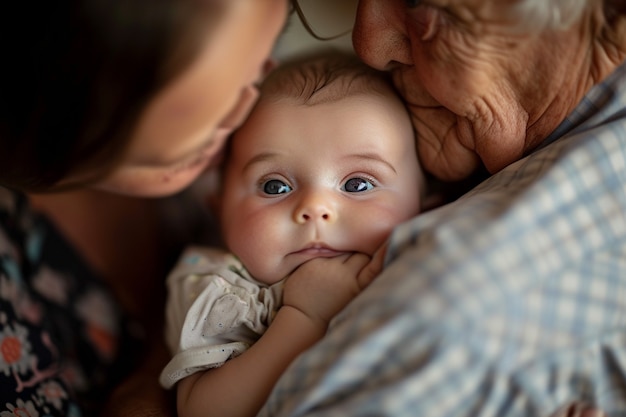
[274,0,358,60]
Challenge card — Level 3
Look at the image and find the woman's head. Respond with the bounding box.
[352,0,626,180]
[0,0,288,196]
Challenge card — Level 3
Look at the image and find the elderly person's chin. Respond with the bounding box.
[407,108,527,182]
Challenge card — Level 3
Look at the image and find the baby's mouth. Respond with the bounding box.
[291,244,346,258]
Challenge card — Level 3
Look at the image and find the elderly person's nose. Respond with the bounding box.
[353,0,412,71]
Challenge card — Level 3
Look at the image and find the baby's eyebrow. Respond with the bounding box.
[346,152,397,174]
[242,152,278,173]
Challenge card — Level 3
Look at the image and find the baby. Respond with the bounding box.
[160,51,425,417]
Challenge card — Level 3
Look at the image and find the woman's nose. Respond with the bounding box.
[352,0,412,71]
[293,192,336,225]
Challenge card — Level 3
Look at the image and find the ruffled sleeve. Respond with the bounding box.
[160,247,283,389]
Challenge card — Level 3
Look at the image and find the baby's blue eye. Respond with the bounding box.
[263,179,292,195]
[343,177,374,193]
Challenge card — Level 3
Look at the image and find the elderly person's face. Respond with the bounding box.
[353,0,608,180]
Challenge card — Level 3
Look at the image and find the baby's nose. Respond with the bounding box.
[293,192,336,224]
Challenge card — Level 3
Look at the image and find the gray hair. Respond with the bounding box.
[512,0,598,31]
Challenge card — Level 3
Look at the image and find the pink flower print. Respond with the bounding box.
[75,290,118,360]
[0,323,32,378]
[0,276,42,325]
[86,323,116,361]
[32,267,68,306]
[75,290,117,332]
[37,380,68,411]
[0,325,59,394]
[0,398,39,417]
[58,359,88,392]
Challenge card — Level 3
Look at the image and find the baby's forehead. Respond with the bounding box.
[236,92,414,153]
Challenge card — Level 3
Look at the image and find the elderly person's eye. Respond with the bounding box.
[404,0,422,8]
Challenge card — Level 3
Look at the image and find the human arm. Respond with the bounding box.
[176,250,385,417]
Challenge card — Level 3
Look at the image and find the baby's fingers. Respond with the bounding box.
[357,242,387,289]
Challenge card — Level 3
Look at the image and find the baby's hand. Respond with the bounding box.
[283,246,386,326]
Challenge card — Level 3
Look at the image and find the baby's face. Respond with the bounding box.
[220,89,423,284]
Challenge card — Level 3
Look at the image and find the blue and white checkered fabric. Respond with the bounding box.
[259,63,626,417]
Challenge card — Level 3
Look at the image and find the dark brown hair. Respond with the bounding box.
[0,0,224,192]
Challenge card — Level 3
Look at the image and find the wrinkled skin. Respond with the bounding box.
[353,0,626,180]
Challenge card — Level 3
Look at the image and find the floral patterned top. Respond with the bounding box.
[0,187,138,416]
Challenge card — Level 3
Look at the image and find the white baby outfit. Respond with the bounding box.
[159,247,283,389]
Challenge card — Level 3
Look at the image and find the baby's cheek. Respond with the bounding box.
[353,222,393,256]
[360,206,414,253]
[227,222,277,281]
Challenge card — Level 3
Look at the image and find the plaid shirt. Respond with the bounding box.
[260,63,626,417]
